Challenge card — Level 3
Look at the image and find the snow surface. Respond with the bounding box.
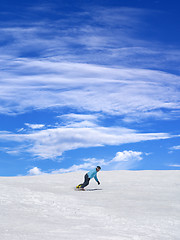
[0,171,179,240]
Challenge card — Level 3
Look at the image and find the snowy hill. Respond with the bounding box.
[0,171,179,240]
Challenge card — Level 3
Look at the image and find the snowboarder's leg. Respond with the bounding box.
[80,174,90,189]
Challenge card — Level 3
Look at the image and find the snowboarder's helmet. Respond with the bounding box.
[96,166,101,170]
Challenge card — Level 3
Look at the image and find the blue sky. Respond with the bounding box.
[0,0,180,176]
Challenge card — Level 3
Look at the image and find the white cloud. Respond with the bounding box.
[168,164,180,168]
[0,59,179,122]
[0,126,173,159]
[58,113,100,128]
[170,145,180,151]
[106,150,143,170]
[0,6,179,121]
[111,150,142,162]
[28,167,43,175]
[25,123,45,129]
[1,6,179,71]
[60,113,99,122]
[0,126,172,159]
[82,151,143,170]
[51,163,95,174]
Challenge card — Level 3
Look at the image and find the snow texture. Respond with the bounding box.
[0,171,179,240]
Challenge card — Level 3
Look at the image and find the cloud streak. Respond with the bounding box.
[0,124,172,159]
[0,59,180,120]
[170,145,180,151]
[1,6,179,69]
[1,6,179,121]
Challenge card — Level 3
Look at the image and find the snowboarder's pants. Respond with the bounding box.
[80,173,90,188]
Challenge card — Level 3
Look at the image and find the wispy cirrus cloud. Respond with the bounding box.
[169,145,180,151]
[0,59,180,121]
[25,123,45,129]
[0,122,172,159]
[1,6,180,121]
[1,6,180,69]
[58,113,101,128]
[168,164,180,168]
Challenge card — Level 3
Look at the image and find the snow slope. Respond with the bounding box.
[0,171,179,240]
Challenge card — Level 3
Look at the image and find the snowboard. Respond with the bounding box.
[74,187,85,191]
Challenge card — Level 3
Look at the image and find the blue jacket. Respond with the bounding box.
[87,168,99,182]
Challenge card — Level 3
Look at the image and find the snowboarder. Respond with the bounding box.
[76,166,101,190]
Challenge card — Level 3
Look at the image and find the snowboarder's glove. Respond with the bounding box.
[97,181,100,185]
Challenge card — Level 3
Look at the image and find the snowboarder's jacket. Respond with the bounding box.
[87,168,99,182]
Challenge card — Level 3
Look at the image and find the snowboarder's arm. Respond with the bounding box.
[94,174,99,183]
